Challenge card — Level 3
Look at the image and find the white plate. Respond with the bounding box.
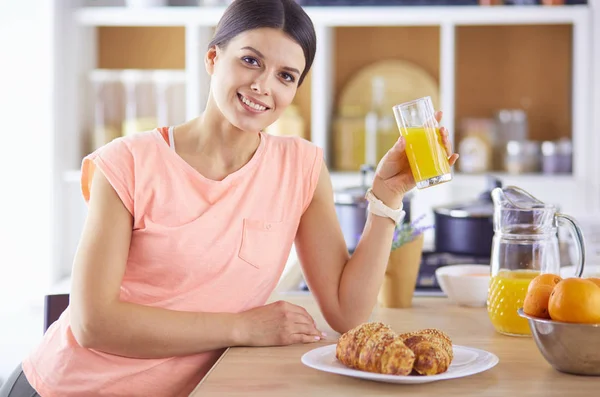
[301,344,499,384]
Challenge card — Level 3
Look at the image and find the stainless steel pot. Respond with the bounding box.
[334,165,412,252]
[433,177,502,257]
[334,166,371,252]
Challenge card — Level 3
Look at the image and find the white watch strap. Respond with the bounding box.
[365,188,406,226]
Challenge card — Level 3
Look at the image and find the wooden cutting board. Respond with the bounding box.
[337,59,440,117]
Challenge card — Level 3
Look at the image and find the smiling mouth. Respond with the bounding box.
[237,93,270,112]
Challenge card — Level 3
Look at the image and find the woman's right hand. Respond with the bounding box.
[234,300,326,346]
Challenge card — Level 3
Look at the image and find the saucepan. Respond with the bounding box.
[432,176,502,257]
[334,165,412,252]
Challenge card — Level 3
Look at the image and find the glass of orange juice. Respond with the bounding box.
[392,96,452,189]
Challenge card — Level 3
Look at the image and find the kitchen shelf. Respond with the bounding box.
[75,5,589,27]
[46,1,598,290]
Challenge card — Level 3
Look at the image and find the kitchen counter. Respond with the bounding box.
[190,295,600,396]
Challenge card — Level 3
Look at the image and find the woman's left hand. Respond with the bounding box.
[371,111,459,208]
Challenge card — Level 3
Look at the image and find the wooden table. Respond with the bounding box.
[190,294,600,396]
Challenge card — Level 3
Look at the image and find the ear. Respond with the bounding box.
[205,46,218,76]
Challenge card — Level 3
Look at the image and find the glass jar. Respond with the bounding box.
[153,70,187,127]
[89,70,125,151]
[121,70,158,137]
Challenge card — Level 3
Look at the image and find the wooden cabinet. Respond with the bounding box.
[455,24,572,143]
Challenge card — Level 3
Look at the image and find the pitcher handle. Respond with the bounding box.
[556,213,586,278]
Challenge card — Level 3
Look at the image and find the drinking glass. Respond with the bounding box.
[393,96,452,189]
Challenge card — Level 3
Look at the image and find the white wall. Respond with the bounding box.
[0,0,55,384]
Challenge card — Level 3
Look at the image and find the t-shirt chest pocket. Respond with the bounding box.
[238,219,293,269]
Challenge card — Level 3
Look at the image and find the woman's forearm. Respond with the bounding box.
[337,212,397,329]
[72,302,240,359]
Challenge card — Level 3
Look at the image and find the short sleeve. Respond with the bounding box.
[300,140,324,214]
[81,138,135,216]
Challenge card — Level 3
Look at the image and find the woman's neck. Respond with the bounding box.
[173,98,261,180]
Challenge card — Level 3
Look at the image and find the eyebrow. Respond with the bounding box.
[241,46,301,76]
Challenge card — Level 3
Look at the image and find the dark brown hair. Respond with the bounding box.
[208,0,316,86]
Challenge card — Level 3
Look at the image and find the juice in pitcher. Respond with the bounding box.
[487,269,539,336]
[402,126,451,184]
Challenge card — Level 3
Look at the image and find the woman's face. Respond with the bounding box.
[206,28,306,133]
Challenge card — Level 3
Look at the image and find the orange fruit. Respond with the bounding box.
[523,284,554,319]
[527,273,562,293]
[587,277,600,288]
[548,278,600,324]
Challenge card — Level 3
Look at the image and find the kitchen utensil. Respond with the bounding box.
[487,186,586,337]
[301,344,499,384]
[333,165,412,252]
[393,96,451,189]
[333,165,372,252]
[435,264,491,307]
[518,309,600,376]
[433,176,502,257]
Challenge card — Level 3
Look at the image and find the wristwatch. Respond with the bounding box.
[365,188,406,226]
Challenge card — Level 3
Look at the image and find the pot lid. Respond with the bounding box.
[434,200,494,218]
[333,164,417,206]
[334,164,373,205]
[334,183,416,205]
[434,176,501,218]
[334,186,369,205]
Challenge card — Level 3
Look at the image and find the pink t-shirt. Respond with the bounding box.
[22,127,323,397]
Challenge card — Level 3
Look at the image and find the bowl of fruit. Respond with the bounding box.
[518,273,600,376]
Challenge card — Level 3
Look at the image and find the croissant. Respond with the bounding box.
[336,323,453,376]
[398,328,454,361]
[335,322,415,375]
[401,334,452,375]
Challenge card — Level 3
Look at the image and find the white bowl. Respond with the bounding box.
[435,264,491,307]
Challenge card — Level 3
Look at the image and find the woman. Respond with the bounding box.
[0,0,458,396]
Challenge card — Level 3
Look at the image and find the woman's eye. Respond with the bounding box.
[281,73,295,83]
[242,56,259,66]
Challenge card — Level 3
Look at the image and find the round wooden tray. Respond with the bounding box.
[337,59,440,117]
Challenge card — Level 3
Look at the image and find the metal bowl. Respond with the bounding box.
[518,308,600,376]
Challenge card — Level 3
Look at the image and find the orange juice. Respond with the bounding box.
[401,127,451,184]
[487,269,539,336]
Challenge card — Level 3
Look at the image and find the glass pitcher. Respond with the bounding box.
[487,186,585,337]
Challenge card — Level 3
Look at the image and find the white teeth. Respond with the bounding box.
[240,95,267,111]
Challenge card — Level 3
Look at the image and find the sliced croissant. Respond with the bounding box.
[336,322,415,375]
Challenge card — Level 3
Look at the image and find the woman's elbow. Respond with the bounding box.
[324,314,368,335]
[70,309,108,349]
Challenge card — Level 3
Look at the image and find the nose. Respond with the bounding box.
[250,73,271,96]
